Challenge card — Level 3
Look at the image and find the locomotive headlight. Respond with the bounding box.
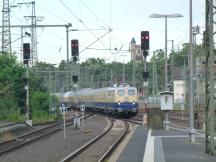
[118,108,123,112]
[132,108,137,112]
[118,101,121,105]
[133,101,135,105]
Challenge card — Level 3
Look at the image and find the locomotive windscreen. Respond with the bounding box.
[117,90,125,96]
[128,90,135,96]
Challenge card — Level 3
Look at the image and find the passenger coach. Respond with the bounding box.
[60,85,138,118]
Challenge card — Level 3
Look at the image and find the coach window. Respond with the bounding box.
[108,90,114,96]
[117,90,125,96]
[128,90,135,96]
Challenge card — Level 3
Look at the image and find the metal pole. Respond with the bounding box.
[26,64,29,120]
[152,52,155,101]
[20,27,23,63]
[82,111,84,130]
[171,40,174,92]
[144,55,147,72]
[121,54,126,84]
[66,24,71,91]
[66,26,69,62]
[123,57,125,84]
[144,54,148,102]
[165,16,168,91]
[63,114,66,138]
[132,58,136,86]
[164,16,170,131]
[189,0,195,143]
[48,70,51,115]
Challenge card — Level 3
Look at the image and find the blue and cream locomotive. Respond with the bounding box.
[58,84,138,117]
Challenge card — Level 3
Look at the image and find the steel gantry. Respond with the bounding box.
[205,0,216,155]
[0,24,72,64]
[1,0,11,54]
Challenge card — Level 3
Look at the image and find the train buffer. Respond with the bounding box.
[117,126,216,162]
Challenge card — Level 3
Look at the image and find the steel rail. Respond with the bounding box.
[0,113,93,156]
[97,120,129,162]
[60,117,114,162]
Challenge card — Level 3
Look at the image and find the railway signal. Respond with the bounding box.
[23,43,30,64]
[71,39,79,56]
[143,71,149,81]
[141,31,149,51]
[72,75,78,83]
[143,50,148,58]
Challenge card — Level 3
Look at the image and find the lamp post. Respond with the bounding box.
[168,40,174,91]
[189,0,195,143]
[150,13,183,91]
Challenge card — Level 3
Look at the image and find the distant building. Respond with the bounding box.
[130,37,143,62]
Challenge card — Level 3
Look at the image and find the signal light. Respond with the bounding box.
[71,39,79,56]
[23,77,28,84]
[72,75,78,83]
[143,71,149,81]
[23,43,30,64]
[141,31,149,50]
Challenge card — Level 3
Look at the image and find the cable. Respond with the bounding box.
[37,4,69,23]
[80,0,109,28]
[58,0,108,49]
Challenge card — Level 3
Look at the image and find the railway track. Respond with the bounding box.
[124,119,142,125]
[0,122,25,129]
[98,119,129,162]
[0,113,93,156]
[60,117,129,162]
[0,121,62,156]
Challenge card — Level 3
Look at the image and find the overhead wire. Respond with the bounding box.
[58,0,108,49]
[37,4,70,23]
[79,0,109,28]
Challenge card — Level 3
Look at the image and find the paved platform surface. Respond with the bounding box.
[117,126,216,162]
[117,126,148,162]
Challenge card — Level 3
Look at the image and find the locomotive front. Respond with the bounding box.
[112,85,138,117]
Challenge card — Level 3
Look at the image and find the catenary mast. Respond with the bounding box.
[2,0,11,54]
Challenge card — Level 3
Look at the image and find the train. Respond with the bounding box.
[56,84,138,118]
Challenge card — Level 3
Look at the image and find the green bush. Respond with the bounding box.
[6,113,25,122]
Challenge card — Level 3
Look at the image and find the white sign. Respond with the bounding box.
[80,104,85,112]
[60,106,67,115]
[143,81,148,87]
[181,104,184,111]
[160,91,173,111]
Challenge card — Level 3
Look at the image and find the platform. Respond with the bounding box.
[117,126,216,162]
[117,126,148,162]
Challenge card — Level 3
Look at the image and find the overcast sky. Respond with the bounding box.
[1,0,205,64]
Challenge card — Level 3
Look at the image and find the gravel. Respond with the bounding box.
[0,115,108,162]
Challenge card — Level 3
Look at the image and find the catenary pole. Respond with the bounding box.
[189,0,195,143]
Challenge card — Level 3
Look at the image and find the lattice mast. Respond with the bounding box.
[19,1,43,64]
[23,1,37,64]
[31,1,37,64]
[1,0,11,54]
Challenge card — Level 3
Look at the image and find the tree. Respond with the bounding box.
[0,55,25,119]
